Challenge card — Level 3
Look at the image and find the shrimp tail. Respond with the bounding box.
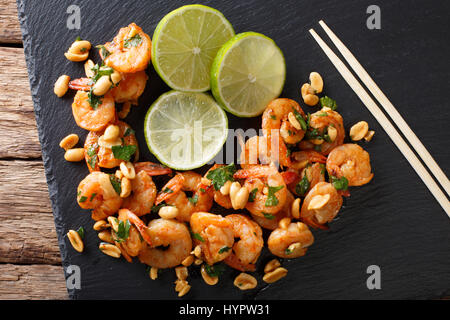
[155,174,184,205]
[69,77,92,91]
[119,209,153,246]
[134,162,172,176]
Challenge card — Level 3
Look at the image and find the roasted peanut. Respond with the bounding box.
[120,177,131,198]
[92,75,112,96]
[309,72,323,93]
[264,259,281,273]
[159,206,179,219]
[99,243,121,258]
[350,121,369,141]
[64,148,85,162]
[98,230,114,244]
[262,267,288,283]
[307,194,331,210]
[364,130,375,142]
[175,266,188,280]
[84,59,95,78]
[234,273,257,290]
[59,133,79,150]
[201,264,219,285]
[150,267,158,280]
[67,230,84,253]
[278,217,291,229]
[291,198,301,219]
[120,161,136,180]
[54,75,70,97]
[93,220,109,231]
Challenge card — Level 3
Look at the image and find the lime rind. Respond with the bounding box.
[210,32,286,117]
[152,5,235,92]
[144,91,228,170]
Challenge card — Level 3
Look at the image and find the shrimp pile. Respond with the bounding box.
[57,23,374,297]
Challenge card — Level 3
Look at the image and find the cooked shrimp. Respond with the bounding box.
[190,212,234,265]
[203,164,233,209]
[251,190,295,230]
[223,214,263,271]
[110,71,148,104]
[122,171,157,216]
[326,143,374,186]
[261,99,307,166]
[155,172,213,222]
[234,165,287,217]
[118,208,153,246]
[239,136,280,169]
[300,182,343,229]
[72,91,116,132]
[282,150,327,196]
[77,172,122,221]
[138,218,192,269]
[299,107,345,155]
[84,121,138,171]
[267,222,314,258]
[101,23,152,73]
[116,209,144,258]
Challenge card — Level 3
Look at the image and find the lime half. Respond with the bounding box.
[152,5,235,92]
[211,32,286,117]
[144,91,228,170]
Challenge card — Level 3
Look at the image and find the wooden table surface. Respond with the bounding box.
[0,0,68,299]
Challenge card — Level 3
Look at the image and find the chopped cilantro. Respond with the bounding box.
[162,187,173,194]
[191,232,204,242]
[75,36,81,41]
[320,96,337,110]
[111,145,137,161]
[248,188,258,202]
[188,194,198,205]
[292,107,307,131]
[199,188,206,193]
[86,145,98,169]
[218,246,231,254]
[76,226,85,239]
[204,263,225,278]
[270,115,277,120]
[331,176,348,191]
[285,248,292,255]
[109,175,122,195]
[115,220,131,243]
[206,163,236,190]
[123,128,135,137]
[295,175,310,196]
[90,193,97,201]
[262,212,275,220]
[95,45,111,59]
[124,34,142,48]
[265,185,284,207]
[79,196,87,203]
[87,88,103,110]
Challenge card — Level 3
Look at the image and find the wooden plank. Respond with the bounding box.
[0,0,22,44]
[0,160,61,264]
[0,264,68,299]
[0,47,41,159]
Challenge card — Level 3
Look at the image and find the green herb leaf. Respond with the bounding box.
[87,88,103,110]
[295,175,310,196]
[206,163,236,190]
[109,175,122,195]
[95,45,110,59]
[75,36,81,41]
[188,194,198,205]
[320,96,337,110]
[192,232,204,242]
[79,196,87,203]
[162,187,173,194]
[199,188,206,193]
[77,190,81,197]
[218,246,231,254]
[317,112,328,117]
[86,145,98,169]
[270,115,277,120]
[248,188,258,203]
[265,185,284,207]
[320,163,326,175]
[90,193,97,201]
[285,248,292,255]
[151,203,169,214]
[115,220,131,243]
[292,107,308,131]
[262,212,275,220]
[124,34,142,48]
[314,144,322,152]
[331,175,348,191]
[204,264,225,278]
[123,128,135,137]
[111,145,137,161]
[76,226,85,239]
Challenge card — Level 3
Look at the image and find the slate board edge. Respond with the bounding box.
[16,0,75,299]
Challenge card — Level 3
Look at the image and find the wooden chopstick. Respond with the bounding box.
[308,28,450,217]
[318,20,450,197]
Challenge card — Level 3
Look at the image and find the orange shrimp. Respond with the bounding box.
[300,182,343,229]
[101,23,152,73]
[267,222,314,258]
[251,190,295,230]
[72,91,116,132]
[84,121,138,171]
[326,143,374,186]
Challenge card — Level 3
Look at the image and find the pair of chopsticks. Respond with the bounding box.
[309,21,450,217]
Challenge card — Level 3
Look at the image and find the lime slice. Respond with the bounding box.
[152,5,235,92]
[211,32,286,117]
[144,91,228,170]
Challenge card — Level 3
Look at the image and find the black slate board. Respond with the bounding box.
[17,0,450,299]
